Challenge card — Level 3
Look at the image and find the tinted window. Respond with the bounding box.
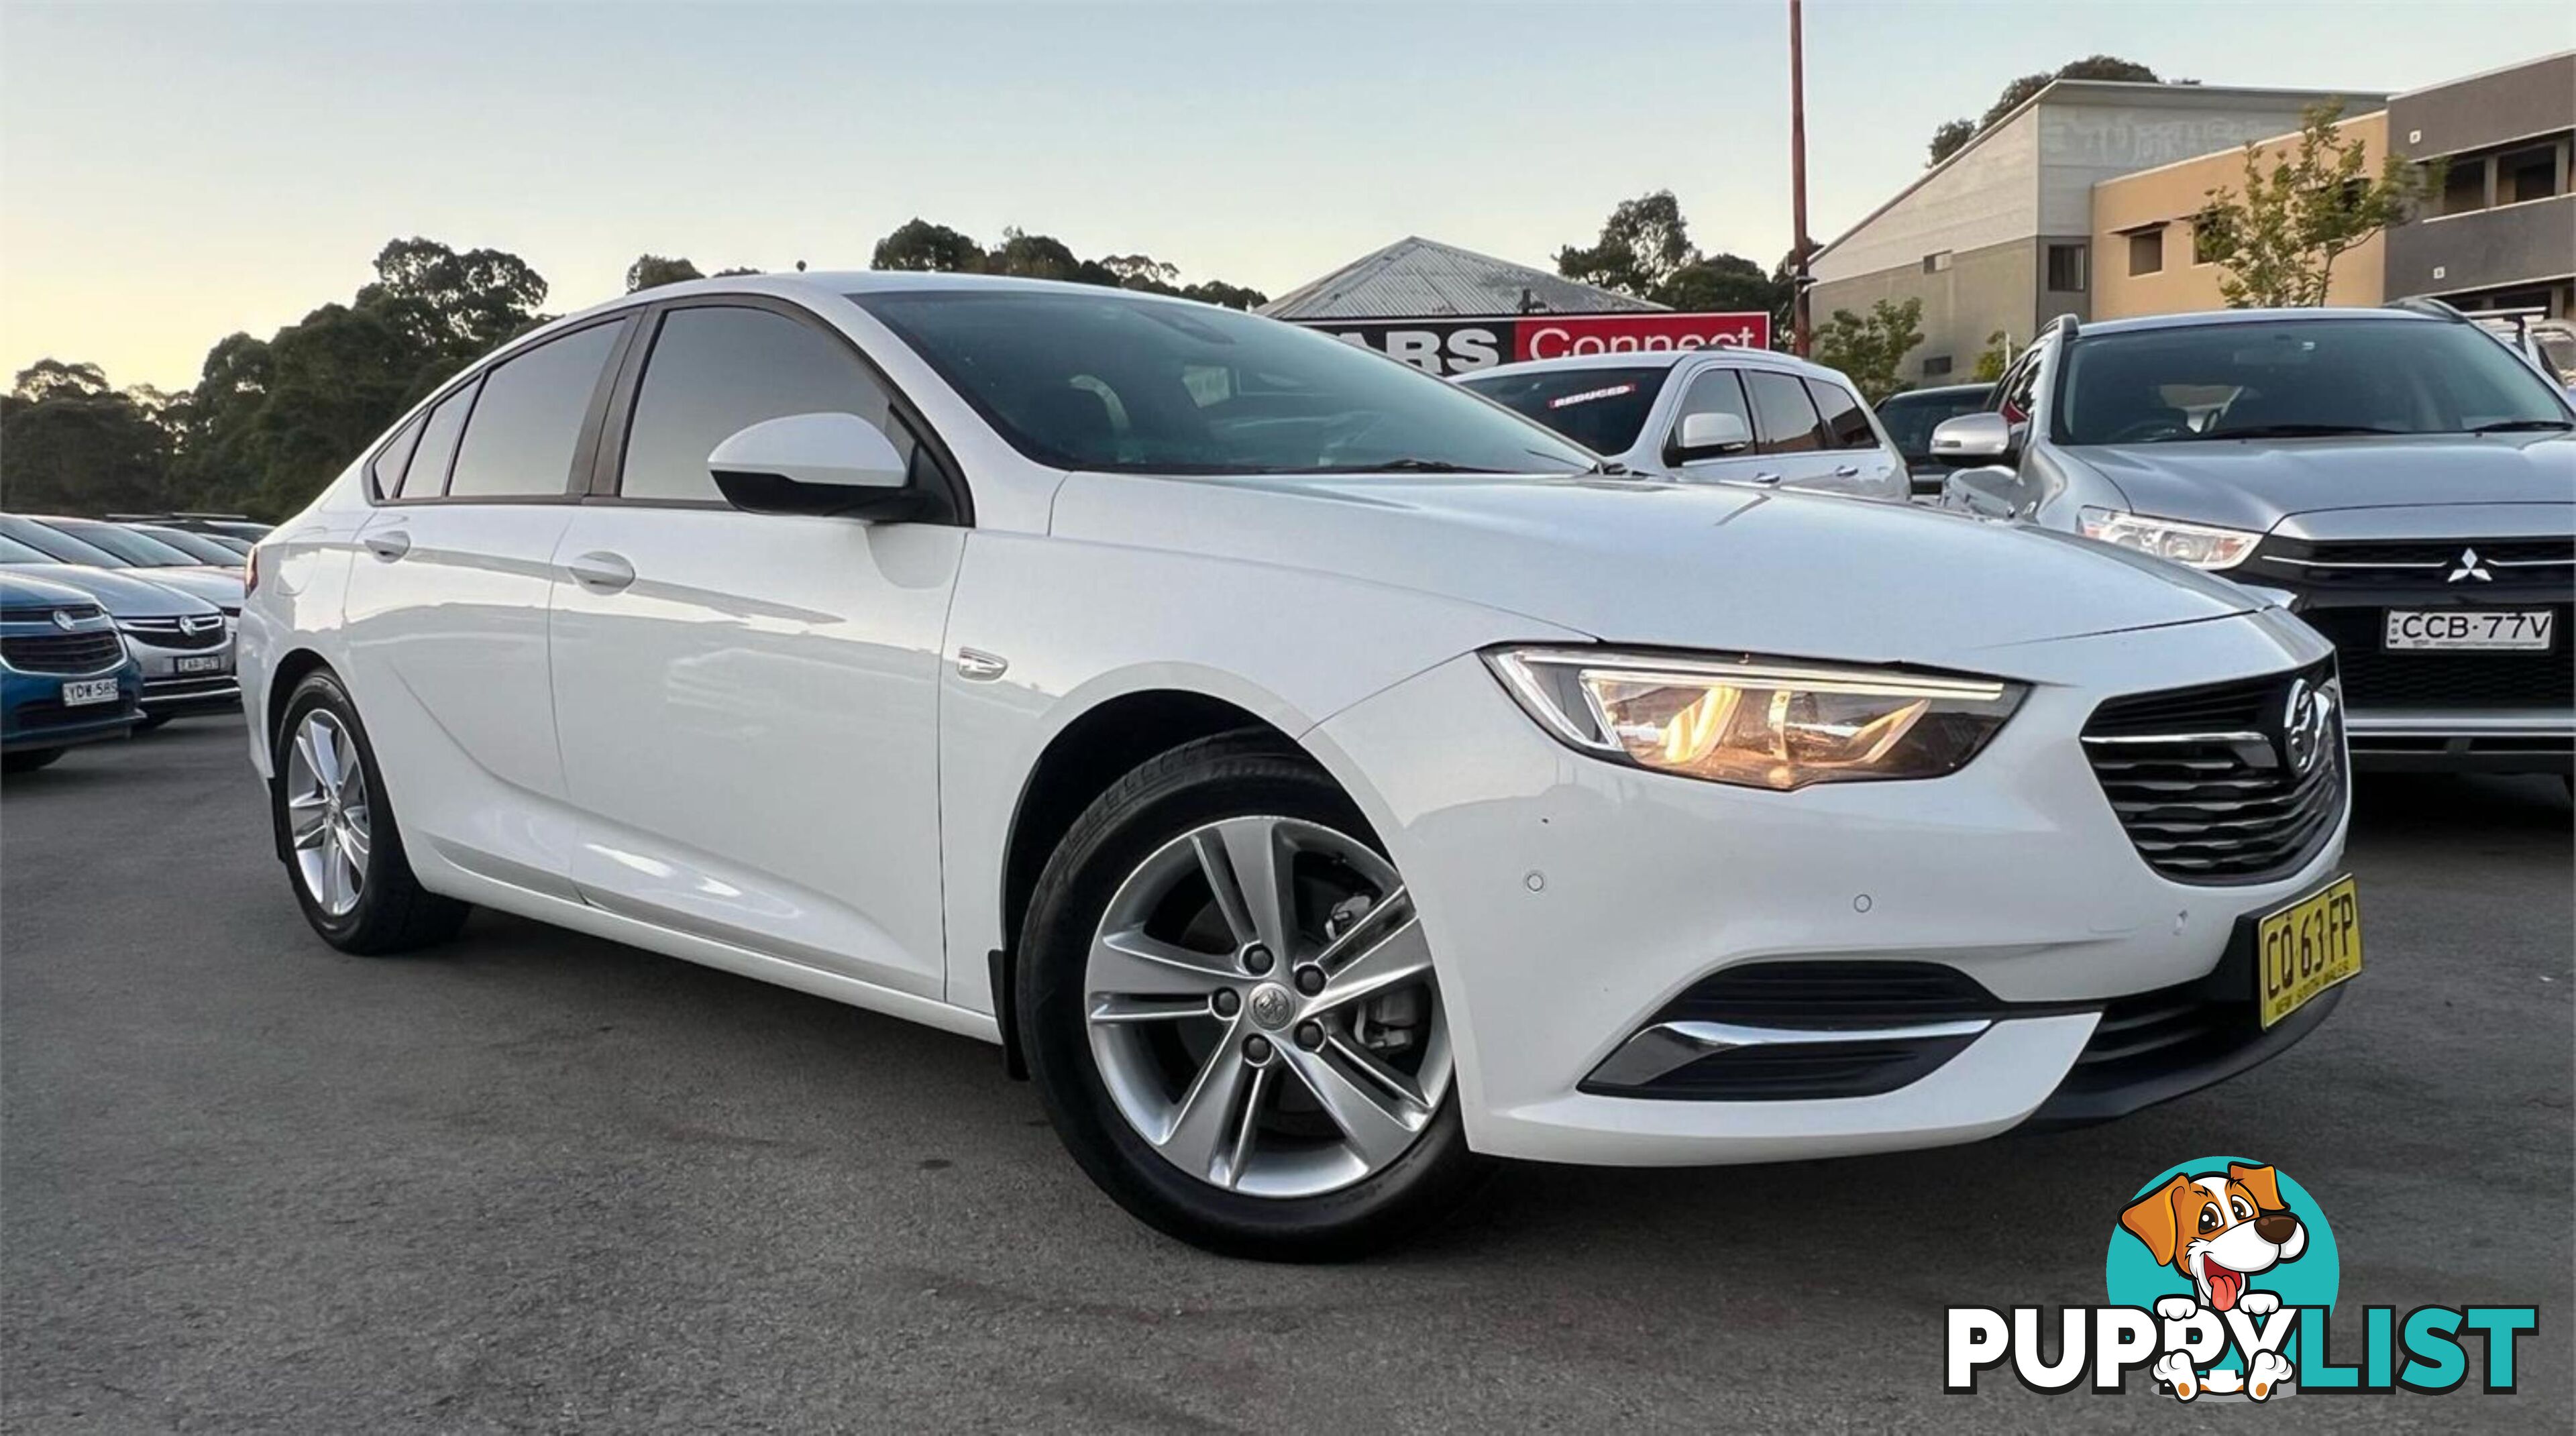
[44,518,199,565]
[134,526,244,564]
[623,307,913,502]
[446,321,623,498]
[1666,367,1754,460]
[400,381,478,498]
[1458,366,1664,455]
[0,534,56,563]
[2054,319,2573,445]
[370,415,423,500]
[0,515,128,567]
[1803,380,1877,450]
[853,290,1591,476]
[1744,370,1825,453]
[1876,388,1992,460]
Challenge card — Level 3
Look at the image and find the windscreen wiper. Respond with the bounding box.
[1308,457,1506,474]
[2466,418,2575,433]
[2186,424,2401,440]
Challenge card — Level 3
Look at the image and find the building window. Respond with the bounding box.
[2045,243,2087,292]
[2500,144,2561,203]
[1921,354,1953,378]
[2127,228,2165,277]
[2441,156,2489,215]
[1923,250,1953,274]
[2192,213,2227,265]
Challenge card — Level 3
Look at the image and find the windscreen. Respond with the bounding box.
[852,289,1595,476]
[2055,318,2573,444]
[1457,367,1664,455]
[45,518,200,566]
[0,516,129,567]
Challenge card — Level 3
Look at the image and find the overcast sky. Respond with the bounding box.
[3,0,2567,390]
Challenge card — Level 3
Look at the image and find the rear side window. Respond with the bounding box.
[1744,370,1825,453]
[1803,380,1878,449]
[1457,366,1665,455]
[619,306,916,502]
[445,321,625,499]
[370,416,424,499]
[398,380,478,498]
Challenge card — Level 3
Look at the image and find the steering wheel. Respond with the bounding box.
[2105,417,2192,443]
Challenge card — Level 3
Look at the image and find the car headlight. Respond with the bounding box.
[1485,647,2025,791]
[2078,507,2260,570]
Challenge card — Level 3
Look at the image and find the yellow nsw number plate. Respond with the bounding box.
[2257,875,2361,1029]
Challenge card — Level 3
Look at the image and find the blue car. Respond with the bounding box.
[3,570,145,772]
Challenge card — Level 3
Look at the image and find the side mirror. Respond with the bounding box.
[1676,409,1754,457]
[707,412,932,520]
[1929,410,2014,466]
[1941,463,2027,520]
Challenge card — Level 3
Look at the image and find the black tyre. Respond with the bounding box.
[2,747,65,774]
[1018,731,1488,1259]
[272,669,468,954]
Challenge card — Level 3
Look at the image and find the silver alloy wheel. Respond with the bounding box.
[1084,815,1452,1199]
[284,710,371,918]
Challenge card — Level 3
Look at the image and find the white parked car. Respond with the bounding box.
[1458,347,1910,500]
[240,273,2356,1258]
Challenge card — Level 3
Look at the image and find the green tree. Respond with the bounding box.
[871,219,984,272]
[625,254,704,292]
[0,362,180,514]
[1930,56,2159,165]
[1179,279,1267,311]
[357,237,547,359]
[1558,191,1789,321]
[1972,330,2014,383]
[2194,99,2438,308]
[1811,298,1925,403]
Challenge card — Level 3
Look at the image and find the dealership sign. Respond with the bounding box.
[1293,312,1772,376]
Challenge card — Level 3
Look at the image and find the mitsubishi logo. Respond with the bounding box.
[2447,547,2493,583]
[2279,678,2334,777]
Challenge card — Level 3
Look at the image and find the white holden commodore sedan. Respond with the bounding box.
[239,272,2359,1258]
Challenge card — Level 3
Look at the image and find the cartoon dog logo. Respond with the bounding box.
[2119,1162,2308,1399]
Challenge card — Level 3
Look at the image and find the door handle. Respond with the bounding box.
[567,551,636,593]
[1750,472,1785,486]
[1832,465,1862,478]
[363,530,411,561]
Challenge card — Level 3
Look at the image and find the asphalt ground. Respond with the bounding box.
[4,718,2569,1432]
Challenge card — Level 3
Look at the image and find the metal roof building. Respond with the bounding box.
[1262,235,1664,320]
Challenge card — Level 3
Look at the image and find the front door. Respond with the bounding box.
[546,300,961,995]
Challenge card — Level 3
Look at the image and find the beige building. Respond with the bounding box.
[2091,112,2392,319]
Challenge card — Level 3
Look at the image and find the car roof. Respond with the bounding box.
[2076,307,2443,338]
[1466,345,1841,384]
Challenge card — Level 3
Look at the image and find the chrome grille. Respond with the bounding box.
[2082,663,2345,884]
[2246,535,2573,586]
[0,628,126,674]
[117,614,228,651]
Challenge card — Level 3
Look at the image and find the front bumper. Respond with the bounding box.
[124,634,241,714]
[2,666,144,752]
[1309,608,2351,1166]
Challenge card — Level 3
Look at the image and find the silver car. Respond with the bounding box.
[1458,347,1910,501]
[1932,305,2575,777]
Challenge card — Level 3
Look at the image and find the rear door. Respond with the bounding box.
[1799,376,1908,500]
[339,315,634,896]
[545,297,963,997]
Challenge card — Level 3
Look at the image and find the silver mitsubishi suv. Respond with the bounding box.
[1932,303,2575,778]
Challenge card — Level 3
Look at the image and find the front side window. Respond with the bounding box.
[621,305,918,502]
[1743,370,1825,454]
[1803,380,1878,450]
[2055,318,2575,445]
[445,321,625,499]
[1460,366,1665,456]
[853,289,1592,476]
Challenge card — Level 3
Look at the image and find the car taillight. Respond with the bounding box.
[243,544,260,596]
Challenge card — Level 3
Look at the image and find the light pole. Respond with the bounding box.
[1788,0,1812,357]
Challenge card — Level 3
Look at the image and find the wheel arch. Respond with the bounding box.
[263,647,336,863]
